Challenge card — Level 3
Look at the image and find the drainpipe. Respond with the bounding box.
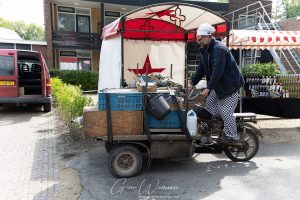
[100,2,104,34]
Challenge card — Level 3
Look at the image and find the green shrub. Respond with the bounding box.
[50,69,98,91]
[242,62,282,76]
[51,78,93,122]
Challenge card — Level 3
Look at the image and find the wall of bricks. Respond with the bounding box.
[44,0,54,69]
[278,18,300,56]
[32,45,48,62]
[91,8,101,33]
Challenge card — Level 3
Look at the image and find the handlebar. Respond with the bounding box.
[188,87,205,100]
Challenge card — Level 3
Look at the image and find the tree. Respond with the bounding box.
[25,23,45,41]
[283,0,300,18]
[273,0,300,20]
[0,17,13,29]
[12,21,45,41]
[0,17,44,41]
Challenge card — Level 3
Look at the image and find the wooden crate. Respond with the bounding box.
[137,82,157,92]
[83,107,143,137]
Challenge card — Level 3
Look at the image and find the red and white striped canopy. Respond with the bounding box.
[226,30,300,50]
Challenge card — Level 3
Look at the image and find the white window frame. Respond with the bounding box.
[59,50,92,71]
[104,10,127,25]
[57,6,91,33]
[243,49,261,66]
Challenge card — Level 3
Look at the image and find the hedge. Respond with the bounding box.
[51,78,93,122]
[242,62,282,76]
[50,69,98,91]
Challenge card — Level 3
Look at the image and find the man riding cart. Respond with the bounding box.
[83,2,261,178]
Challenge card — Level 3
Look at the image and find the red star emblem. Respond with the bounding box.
[128,54,165,75]
[146,9,179,19]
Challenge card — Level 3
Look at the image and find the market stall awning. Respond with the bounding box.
[226,30,300,50]
[102,3,228,41]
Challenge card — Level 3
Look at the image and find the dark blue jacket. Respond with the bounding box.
[191,38,244,99]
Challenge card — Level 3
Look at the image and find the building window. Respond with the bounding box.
[77,51,91,71]
[58,13,75,32]
[76,15,90,33]
[58,6,75,13]
[59,50,91,71]
[16,44,31,50]
[104,10,127,25]
[60,51,76,57]
[58,6,90,33]
[0,43,32,50]
[0,43,14,49]
[243,50,261,66]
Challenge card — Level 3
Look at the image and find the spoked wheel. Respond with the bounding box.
[108,144,143,178]
[224,127,259,162]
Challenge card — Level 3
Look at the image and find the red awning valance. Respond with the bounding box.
[226,30,300,50]
[101,3,228,41]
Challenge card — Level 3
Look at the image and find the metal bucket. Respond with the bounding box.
[146,95,171,120]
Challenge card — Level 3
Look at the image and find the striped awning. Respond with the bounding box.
[226,30,300,50]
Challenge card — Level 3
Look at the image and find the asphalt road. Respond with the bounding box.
[67,139,300,200]
[2,104,300,200]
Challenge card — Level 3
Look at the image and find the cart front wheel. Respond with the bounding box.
[108,144,143,178]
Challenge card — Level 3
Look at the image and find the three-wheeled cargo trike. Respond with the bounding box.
[83,2,262,178]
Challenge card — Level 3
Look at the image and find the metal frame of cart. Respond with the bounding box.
[90,3,260,178]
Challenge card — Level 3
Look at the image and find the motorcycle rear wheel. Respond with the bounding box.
[224,127,259,162]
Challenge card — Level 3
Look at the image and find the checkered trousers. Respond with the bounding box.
[205,90,238,139]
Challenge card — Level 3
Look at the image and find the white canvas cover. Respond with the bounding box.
[98,38,185,89]
[98,36,122,90]
[124,40,185,86]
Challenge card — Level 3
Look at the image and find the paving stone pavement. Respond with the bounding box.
[0,106,60,200]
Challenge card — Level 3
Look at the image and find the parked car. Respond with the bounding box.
[0,49,51,112]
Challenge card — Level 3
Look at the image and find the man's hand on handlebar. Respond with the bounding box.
[202,88,210,96]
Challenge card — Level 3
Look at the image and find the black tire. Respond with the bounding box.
[43,103,51,112]
[108,144,143,178]
[104,141,113,153]
[224,127,259,162]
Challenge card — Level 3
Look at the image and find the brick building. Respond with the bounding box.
[44,0,272,71]
[44,0,230,71]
